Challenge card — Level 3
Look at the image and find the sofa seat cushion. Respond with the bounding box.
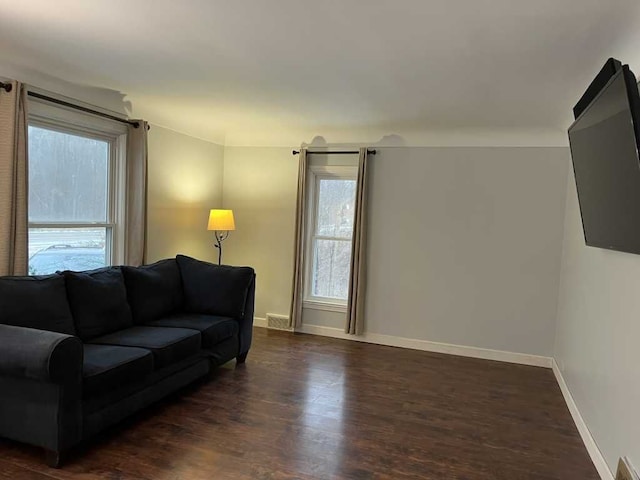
[147,313,239,349]
[122,259,183,324]
[64,267,133,341]
[83,344,154,396]
[89,326,201,369]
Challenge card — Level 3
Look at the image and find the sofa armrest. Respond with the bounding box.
[0,324,83,384]
[237,274,256,358]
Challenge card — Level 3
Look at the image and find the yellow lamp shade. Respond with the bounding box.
[207,209,235,231]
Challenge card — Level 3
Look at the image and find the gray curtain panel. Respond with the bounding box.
[345,148,369,335]
[289,147,307,329]
[0,81,28,276]
[125,120,149,266]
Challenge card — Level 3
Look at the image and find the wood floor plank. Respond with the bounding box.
[0,459,58,480]
[0,328,599,479]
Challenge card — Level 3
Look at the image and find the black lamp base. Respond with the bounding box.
[213,231,230,265]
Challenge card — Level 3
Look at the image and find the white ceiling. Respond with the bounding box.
[1,0,640,145]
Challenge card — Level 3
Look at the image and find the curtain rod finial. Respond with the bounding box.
[292,150,300,155]
[0,82,12,93]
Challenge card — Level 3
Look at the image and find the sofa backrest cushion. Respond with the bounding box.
[0,274,76,335]
[176,255,254,318]
[122,259,184,324]
[64,267,133,341]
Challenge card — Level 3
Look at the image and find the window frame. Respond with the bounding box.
[303,165,357,312]
[27,98,128,271]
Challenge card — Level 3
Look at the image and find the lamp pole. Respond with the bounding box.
[213,230,230,265]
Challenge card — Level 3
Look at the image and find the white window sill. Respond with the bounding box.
[303,299,347,313]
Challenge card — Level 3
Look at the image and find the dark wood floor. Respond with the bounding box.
[0,328,598,480]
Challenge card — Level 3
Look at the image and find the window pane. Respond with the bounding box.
[316,178,356,238]
[312,239,352,300]
[28,228,107,275]
[28,126,109,223]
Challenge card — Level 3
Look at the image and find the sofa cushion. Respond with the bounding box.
[89,326,201,368]
[176,255,254,318]
[83,344,154,396]
[147,313,238,349]
[64,267,133,341]
[122,259,183,324]
[0,274,75,335]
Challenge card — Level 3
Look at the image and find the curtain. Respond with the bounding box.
[345,148,370,335]
[289,147,308,329]
[125,120,149,266]
[0,81,28,276]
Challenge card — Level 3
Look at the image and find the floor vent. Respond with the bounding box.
[266,313,291,331]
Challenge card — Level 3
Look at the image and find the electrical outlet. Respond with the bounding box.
[616,457,639,480]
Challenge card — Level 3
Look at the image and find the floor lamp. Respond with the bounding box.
[207,209,235,265]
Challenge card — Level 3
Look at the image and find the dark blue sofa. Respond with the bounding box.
[0,254,255,467]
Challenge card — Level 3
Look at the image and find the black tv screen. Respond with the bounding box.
[568,63,640,255]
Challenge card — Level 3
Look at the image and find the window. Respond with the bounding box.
[27,100,127,275]
[304,166,357,309]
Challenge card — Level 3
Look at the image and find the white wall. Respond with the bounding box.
[555,169,640,473]
[222,146,298,319]
[364,147,569,355]
[222,145,569,357]
[146,126,225,264]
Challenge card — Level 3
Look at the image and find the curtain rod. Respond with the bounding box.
[292,149,377,156]
[27,91,143,129]
[0,81,12,93]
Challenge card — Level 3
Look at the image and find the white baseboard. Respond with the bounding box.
[253,317,293,331]
[294,323,552,368]
[551,360,612,480]
[253,317,268,328]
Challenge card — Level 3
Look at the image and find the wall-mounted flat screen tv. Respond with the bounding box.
[568,60,640,255]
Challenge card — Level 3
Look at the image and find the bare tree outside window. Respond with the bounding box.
[310,177,356,302]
